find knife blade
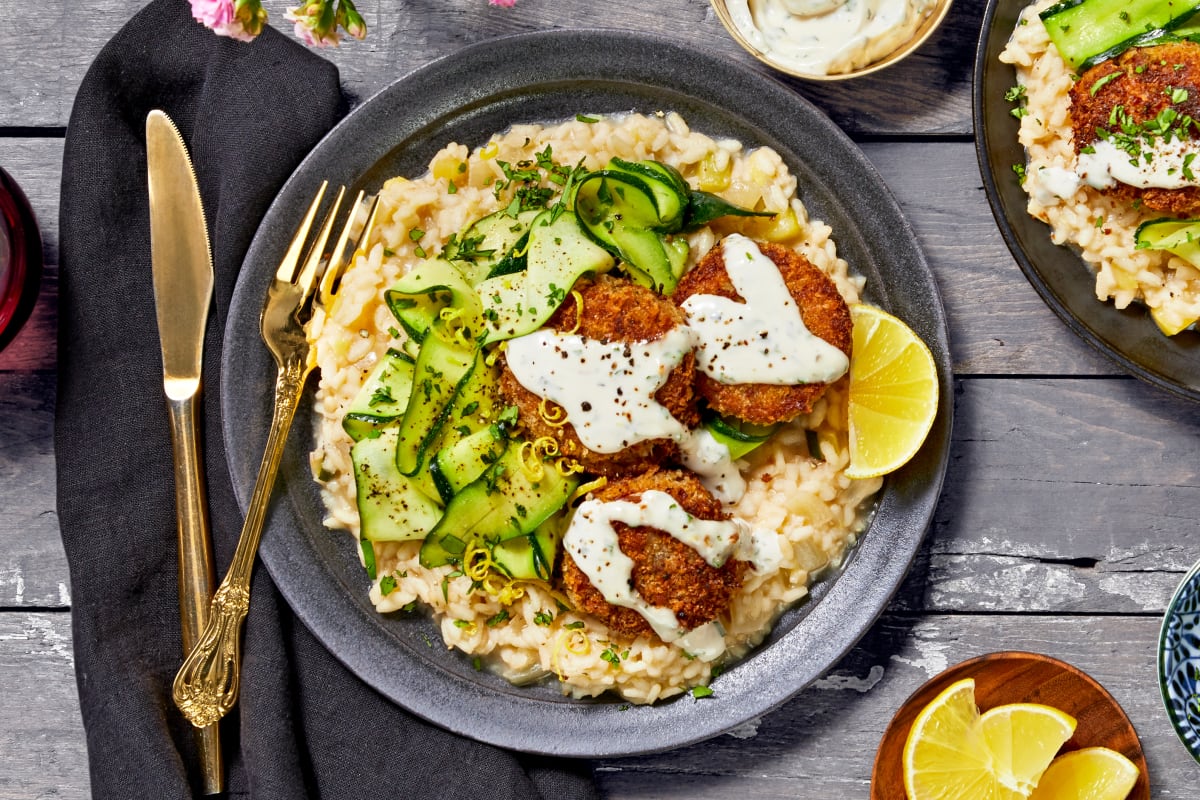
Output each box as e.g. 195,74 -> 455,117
146,109 -> 223,795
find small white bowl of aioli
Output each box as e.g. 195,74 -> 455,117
711,0 -> 953,81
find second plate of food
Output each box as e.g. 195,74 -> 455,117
976,0 -> 1200,402
222,28 -> 952,756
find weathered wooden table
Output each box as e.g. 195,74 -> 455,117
3,0 -> 1199,796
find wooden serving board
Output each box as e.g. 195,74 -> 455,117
871,651 -> 1150,800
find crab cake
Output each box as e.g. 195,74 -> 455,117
673,239 -> 852,426
499,274 -> 699,477
559,469 -> 747,639
1071,42 -> 1200,216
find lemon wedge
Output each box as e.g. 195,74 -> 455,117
980,703 -> 1078,795
903,678 -> 1077,800
1028,747 -> 1139,800
845,304 -> 939,480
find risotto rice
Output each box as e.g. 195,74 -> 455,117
1001,0 -> 1200,335
307,112 -> 881,703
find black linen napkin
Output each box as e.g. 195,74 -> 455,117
55,0 -> 601,796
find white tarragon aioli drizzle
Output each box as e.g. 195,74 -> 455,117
725,0 -> 936,76
1029,139 -> 1200,207
563,489 -> 782,659
1077,137 -> 1200,191
505,325 -> 747,503
504,326 -> 695,454
681,234 -> 849,386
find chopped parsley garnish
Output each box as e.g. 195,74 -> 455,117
486,610 -> 510,627
497,405 -> 519,426
1089,70 -> 1124,96
360,537 -> 376,580
368,385 -> 394,407
600,648 -> 621,666
576,114 -> 599,123
409,228 -> 425,242
379,575 -> 397,596
690,686 -> 714,699
564,621 -> 585,630
533,611 -> 554,626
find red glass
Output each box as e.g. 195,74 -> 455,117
0,166 -> 42,352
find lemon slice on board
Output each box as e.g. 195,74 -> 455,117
902,678 -> 1077,800
980,703 -> 1078,795
1028,747 -> 1139,800
845,304 -> 939,480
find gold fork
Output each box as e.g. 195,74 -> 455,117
172,183 -> 380,728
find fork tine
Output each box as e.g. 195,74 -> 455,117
319,192 -> 381,306
276,181 -> 328,283
319,189 -> 364,302
296,185 -> 345,300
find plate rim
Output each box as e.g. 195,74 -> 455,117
221,26 -> 952,757
973,0 -> 1200,404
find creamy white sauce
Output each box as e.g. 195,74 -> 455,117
563,489 -> 781,658
1031,166 -> 1083,206
1077,138 -> 1200,191
506,324 -> 748,503
681,234 -> 849,386
725,0 -> 936,76
679,428 -> 746,505
505,326 -> 695,454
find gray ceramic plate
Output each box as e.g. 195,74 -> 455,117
975,0 -> 1200,402
222,28 -> 952,757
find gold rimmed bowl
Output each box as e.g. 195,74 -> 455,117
710,0 -> 954,81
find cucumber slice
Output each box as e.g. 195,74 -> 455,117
491,515 -> 564,582
351,427 -> 443,542
455,208 -> 540,285
477,210 -> 614,344
1135,217 -> 1200,251
385,259 -> 482,343
419,445 -> 580,568
608,158 -> 689,231
576,171 -> 691,293
429,422 -> 508,503
705,416 -> 778,460
1039,0 -> 1200,70
395,337 -> 476,476
342,349 -> 415,442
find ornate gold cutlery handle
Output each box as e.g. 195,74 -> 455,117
173,356 -> 308,727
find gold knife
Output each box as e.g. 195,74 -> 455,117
146,109 -> 223,795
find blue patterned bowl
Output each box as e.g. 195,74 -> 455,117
1159,560 -> 1200,763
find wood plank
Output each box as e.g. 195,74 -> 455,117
4,612 -> 1194,799
0,612 -> 88,800
597,615 -> 1200,799
898,376 -> 1200,615
0,372 -> 66,609
860,141 -> 1113,376
7,0 -> 979,134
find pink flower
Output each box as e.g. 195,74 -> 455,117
285,0 -> 341,47
190,0 -> 264,42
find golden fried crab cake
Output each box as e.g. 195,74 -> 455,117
1071,42 -> 1200,216
559,469 -> 747,639
672,238 -> 852,426
499,274 -> 699,477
